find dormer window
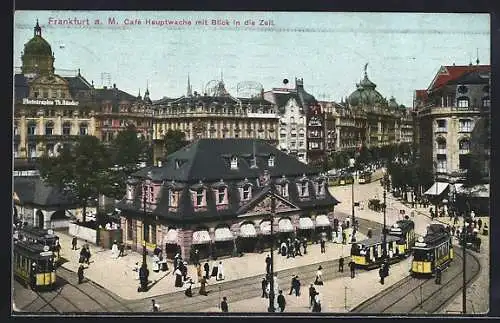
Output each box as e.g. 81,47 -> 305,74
250,156 -> 257,168
230,156 -> 238,169
216,187 -> 227,205
169,190 -> 179,208
268,155 -> 275,167
190,188 -> 207,208
316,180 -> 326,196
242,185 -> 252,200
296,180 -> 309,198
126,185 -> 134,200
278,183 -> 289,197
175,160 -> 181,169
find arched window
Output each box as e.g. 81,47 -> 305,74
79,123 -> 88,135
27,121 -> 37,135
459,138 -> 470,153
457,96 -> 469,108
45,121 -> 54,135
62,122 -> 71,135
436,137 -> 446,150
290,116 -> 295,124
299,116 -> 304,124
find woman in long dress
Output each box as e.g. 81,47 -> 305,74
152,254 -> 160,273
184,279 -> 194,297
217,261 -> 225,281
111,241 -> 119,259
174,268 -> 183,287
314,266 -> 323,285
199,276 -> 208,295
211,261 -> 219,279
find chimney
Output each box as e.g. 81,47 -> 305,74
113,83 -> 117,89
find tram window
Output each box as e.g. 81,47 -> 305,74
413,249 -> 431,261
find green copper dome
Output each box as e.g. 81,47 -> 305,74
23,20 -> 52,57
348,67 -> 385,107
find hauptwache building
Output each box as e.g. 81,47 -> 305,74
116,138 -> 340,261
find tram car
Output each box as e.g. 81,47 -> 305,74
17,225 -> 59,250
13,240 -> 57,290
350,235 -> 401,269
411,223 -> 453,276
358,171 -> 372,184
388,219 -> 416,257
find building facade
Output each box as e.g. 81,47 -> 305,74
152,79 -> 279,162
415,63 -> 491,190
14,21 -> 153,161
263,78 -> 325,165
116,139 -> 339,261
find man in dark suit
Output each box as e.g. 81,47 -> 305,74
277,290 -> 286,312
220,296 -> 229,312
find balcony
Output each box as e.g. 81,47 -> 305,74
458,127 -> 472,133
27,134 -> 82,142
436,149 -> 447,155
459,149 -> 470,155
435,127 -> 447,133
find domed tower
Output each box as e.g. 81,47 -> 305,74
347,63 -> 385,107
21,20 -> 55,76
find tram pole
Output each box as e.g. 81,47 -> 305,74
268,187 -> 276,313
462,202 -> 469,314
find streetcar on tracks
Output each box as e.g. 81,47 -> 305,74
13,240 -> 57,291
16,225 -> 59,250
358,171 -> 372,184
350,218 -> 416,269
410,223 -> 453,277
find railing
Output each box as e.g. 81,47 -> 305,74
435,127 -> 447,133
436,149 -> 447,154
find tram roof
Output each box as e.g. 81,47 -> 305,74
18,226 -> 58,239
352,234 -> 400,247
14,240 -> 54,259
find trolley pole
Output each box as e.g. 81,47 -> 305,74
349,157 -> 356,241
462,203 -> 469,314
268,188 -> 276,313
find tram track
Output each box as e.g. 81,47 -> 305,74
350,245 -> 481,314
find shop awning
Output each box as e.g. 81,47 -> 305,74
278,218 -> 294,233
299,217 -> 314,230
457,184 -> 489,198
260,221 -> 271,235
315,214 -> 331,227
192,230 -> 211,244
424,182 -> 449,196
215,227 -> 234,241
165,229 -> 178,244
239,223 -> 257,238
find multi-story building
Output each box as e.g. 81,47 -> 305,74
116,138 -> 339,261
152,79 -> 279,163
346,66 -> 412,149
263,78 -> 325,165
14,21 -> 153,160
415,63 -> 490,194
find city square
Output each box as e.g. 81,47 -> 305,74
12,11 -> 490,316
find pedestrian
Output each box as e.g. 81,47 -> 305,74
211,260 -> 219,279
152,253 -> 160,273
342,231 -> 347,244
303,238 -> 308,254
339,257 -> 344,272
308,284 -> 316,308
199,276 -> 208,296
312,292 -> 322,312
173,253 -> 181,270
54,239 -> 61,258
349,260 -> 356,278
204,262 -> 210,279
77,264 -> 84,284
197,264 -> 203,281
265,254 -> 272,274
72,236 -> 78,250
435,267 -> 442,285
220,296 -> 229,312
277,290 -> 286,312
85,245 -> 91,265
478,218 -> 483,230
289,275 -> 297,295
139,264 -> 149,292
367,228 -> 373,239
217,261 -> 225,281
111,240 -> 119,259
320,239 -> 326,253
193,249 -> 200,266
79,246 -> 86,265
133,262 -> 140,280
294,275 -> 301,297
174,267 -> 183,287
181,261 -> 188,281
262,277 -> 268,298
185,278 -> 194,297
280,242 -> 287,257
295,239 -> 302,256
314,266 -> 323,286
118,242 -> 125,257
151,299 -> 160,312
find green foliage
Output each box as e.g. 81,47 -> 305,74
164,129 -> 188,156
327,151 -> 350,170
38,136 -> 112,222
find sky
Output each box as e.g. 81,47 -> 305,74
13,11 -> 490,107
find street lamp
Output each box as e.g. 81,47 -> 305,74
349,157 -> 356,239
433,161 -> 438,218
381,170 -> 390,284
267,185 -> 276,313
142,194 -> 148,269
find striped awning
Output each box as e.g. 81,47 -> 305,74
192,230 -> 211,244
424,182 -> 448,196
260,221 -> 271,235
278,218 -> 294,233
315,214 -> 331,227
240,223 -> 257,238
299,217 -> 314,230
165,229 -> 178,244
215,227 -> 234,241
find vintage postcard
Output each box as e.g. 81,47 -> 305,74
12,10 -> 490,316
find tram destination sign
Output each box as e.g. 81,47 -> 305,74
22,98 -> 79,106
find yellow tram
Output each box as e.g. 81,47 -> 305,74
411,223 -> 453,276
350,235 -> 401,269
388,219 -> 416,257
358,171 -> 372,184
13,240 -> 57,290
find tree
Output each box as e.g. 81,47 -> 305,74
38,136 -> 112,223
106,125 -> 148,199
164,129 -> 188,156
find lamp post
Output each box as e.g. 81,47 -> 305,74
142,194 -> 148,269
381,170 -> 389,284
462,199 -> 469,314
349,157 -> 356,239
267,186 -> 276,313
433,161 -> 438,218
